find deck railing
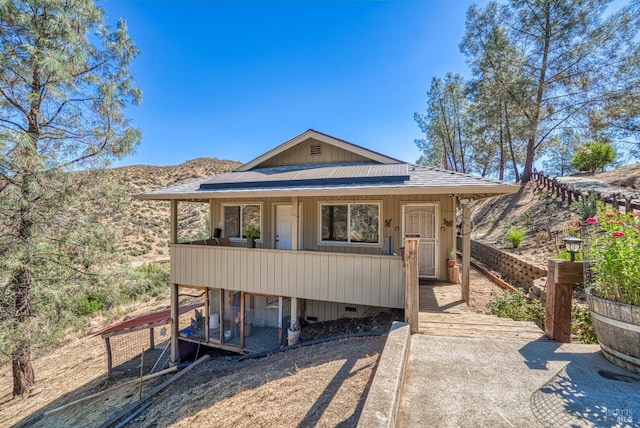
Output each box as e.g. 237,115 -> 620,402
170,244 -> 405,308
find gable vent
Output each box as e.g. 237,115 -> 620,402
310,144 -> 322,156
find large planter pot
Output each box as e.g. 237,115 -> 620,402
586,288 -> 640,374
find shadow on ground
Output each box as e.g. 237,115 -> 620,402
520,341 -> 640,427
14,335 -> 385,428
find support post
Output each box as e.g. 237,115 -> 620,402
404,234 -> 420,334
291,197 -> 299,251
239,292 -> 245,349
545,259 -> 582,343
149,328 -> 155,351
220,288 -> 225,344
278,296 -> 283,346
461,204 -> 471,305
209,199 -> 215,238
170,200 -> 178,245
105,337 -> 113,378
291,297 -> 298,329
170,283 -> 179,365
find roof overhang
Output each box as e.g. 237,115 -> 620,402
134,183 -> 520,202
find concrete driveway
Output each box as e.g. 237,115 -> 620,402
397,335 -> 639,427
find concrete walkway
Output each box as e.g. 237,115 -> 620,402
397,335 -> 639,427
359,283 -> 639,427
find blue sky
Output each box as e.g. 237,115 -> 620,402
104,1 -> 482,167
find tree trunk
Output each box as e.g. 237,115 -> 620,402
499,100 -> 505,181
504,102 -> 520,182
12,340 -> 35,396
522,2 -> 552,183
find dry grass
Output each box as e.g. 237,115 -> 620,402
0,330 -> 384,428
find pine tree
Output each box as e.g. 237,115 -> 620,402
0,0 -> 140,396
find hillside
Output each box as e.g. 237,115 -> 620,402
469,164 -> 640,267
105,157 -> 242,261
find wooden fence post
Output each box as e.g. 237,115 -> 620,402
544,259 -> 583,343
404,234 -> 421,334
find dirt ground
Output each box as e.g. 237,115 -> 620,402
0,267 -> 506,428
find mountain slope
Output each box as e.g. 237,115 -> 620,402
107,157 -> 241,261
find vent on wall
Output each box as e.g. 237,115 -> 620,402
310,144 -> 322,156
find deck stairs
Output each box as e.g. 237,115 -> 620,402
419,283 -> 549,341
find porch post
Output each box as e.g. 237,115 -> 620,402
461,204 -> 471,305
170,200 -> 178,244
291,297 -> 298,329
404,234 -> 420,334
209,199 -> 215,238
170,200 -> 179,364
170,282 -> 179,365
291,196 -> 299,251
278,296 -> 283,346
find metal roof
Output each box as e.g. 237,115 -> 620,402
199,163 -> 409,190
135,162 -> 520,200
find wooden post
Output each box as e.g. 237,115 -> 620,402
404,234 -> 420,334
278,296 -> 283,346
170,283 -> 179,365
138,348 -> 145,399
240,292 -> 245,349
545,259 -> 583,343
461,204 -> 471,305
291,197 -> 299,251
170,200 -> 178,244
204,288 -> 210,342
220,288 -> 225,344
149,328 -> 155,351
209,199 -> 215,238
291,297 -> 298,329
105,337 -> 113,378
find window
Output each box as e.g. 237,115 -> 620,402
223,204 -> 261,239
320,203 -> 380,244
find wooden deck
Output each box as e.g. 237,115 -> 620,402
418,282 -> 549,341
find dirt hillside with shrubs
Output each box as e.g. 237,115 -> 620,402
105,158 -> 241,261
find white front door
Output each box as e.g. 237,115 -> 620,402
275,205 -> 293,250
403,204 -> 439,278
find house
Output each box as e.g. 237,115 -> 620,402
135,129 -> 518,362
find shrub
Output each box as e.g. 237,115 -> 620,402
121,262 -> 170,300
75,294 -> 106,316
571,141 -> 616,173
572,305 -> 598,344
487,289 -> 545,323
575,192 -> 599,220
506,227 -> 525,248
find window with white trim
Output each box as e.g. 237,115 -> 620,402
320,203 -> 380,244
222,204 -> 261,239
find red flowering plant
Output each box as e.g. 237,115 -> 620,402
586,205 -> 640,306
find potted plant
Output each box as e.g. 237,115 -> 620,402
447,247 -> 457,267
583,208 -> 640,373
287,322 -> 301,346
244,226 -> 260,248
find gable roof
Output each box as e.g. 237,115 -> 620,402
236,129 -> 402,171
134,130 -> 520,201
135,162 -> 520,201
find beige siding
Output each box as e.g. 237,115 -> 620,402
260,138 -> 371,167
209,193 -> 456,281
304,300 -> 370,322
170,245 -> 405,308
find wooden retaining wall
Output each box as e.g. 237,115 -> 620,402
458,237 -> 547,289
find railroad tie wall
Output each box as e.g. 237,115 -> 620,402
458,237 -> 547,289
